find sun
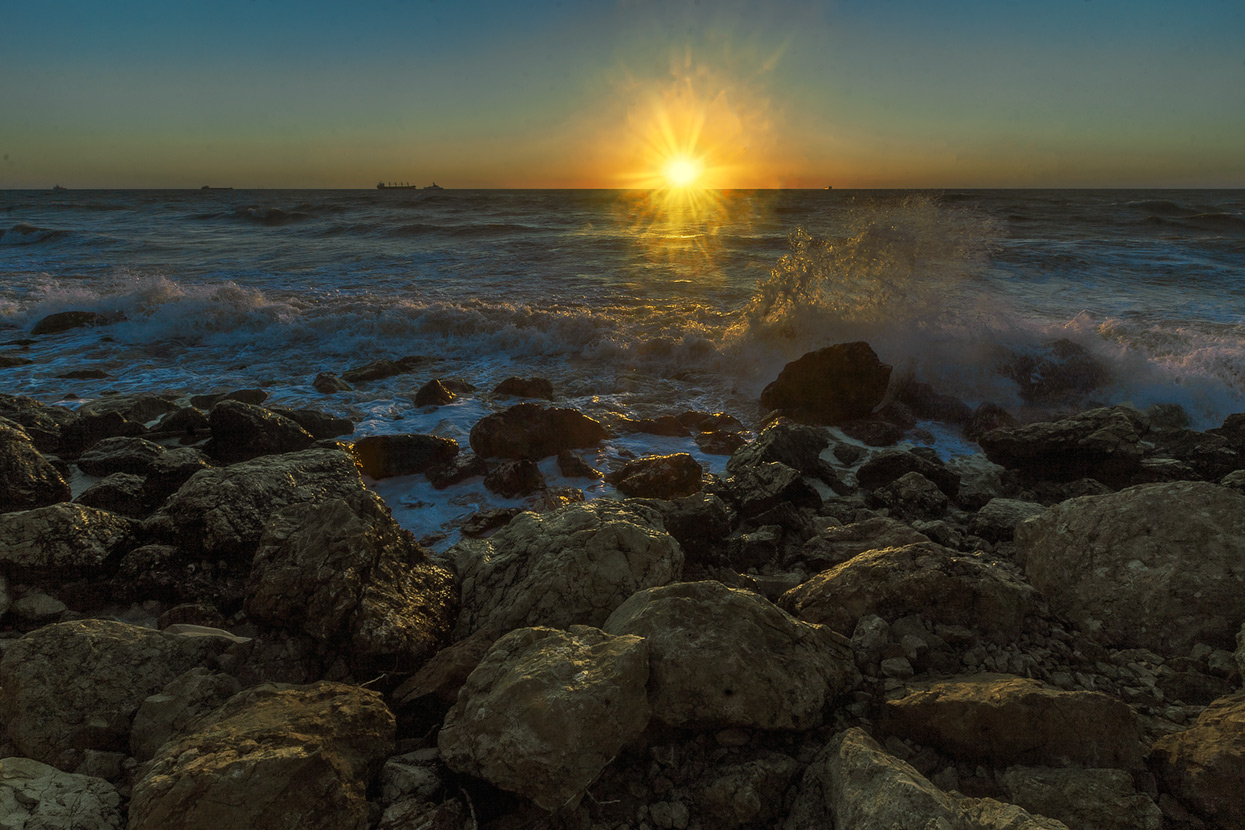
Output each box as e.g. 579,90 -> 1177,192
664,157 -> 703,189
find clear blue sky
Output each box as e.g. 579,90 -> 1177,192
3,0 -> 1243,187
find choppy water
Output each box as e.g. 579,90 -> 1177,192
3,187 -> 1244,544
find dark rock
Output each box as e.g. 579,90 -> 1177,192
1001,338 -> 1110,404
352,433 -> 459,479
189,388 -> 268,409
964,401 -> 1019,442
413,378 -> 456,407
460,507 -> 525,538
898,379 -> 973,424
269,406 -> 354,440
972,498 -> 1045,543
833,442 -> 868,465
1149,428 -> 1242,481
796,517 -> 930,572
839,418 -> 905,446
76,394 -> 179,426
759,341 -> 892,425
76,435 -> 165,477
426,453 -> 489,489
492,376 -> 554,400
608,452 -> 703,500
0,419 -> 70,511
0,394 -> 79,453
618,414 -> 689,437
0,502 -> 136,582
727,461 -> 822,518
677,410 -> 745,433
76,472 -> 149,518
696,429 -> 748,455
0,354 -> 32,368
112,544 -> 248,610
483,459 -> 546,498
31,310 -> 109,336
140,447 -> 213,507
727,422 -> 831,478
391,628 -> 502,739
557,449 -> 602,479
979,405 -> 1146,486
857,449 -> 961,499
55,368 -> 109,379
60,409 -> 147,454
1150,690 -> 1245,828
151,406 -> 209,438
157,602 -> 226,630
629,492 -> 731,570
204,400 -> 315,463
729,525 -> 784,570
313,372 -> 353,394
341,357 -> 424,383
871,471 -> 949,521
469,402 -> 608,460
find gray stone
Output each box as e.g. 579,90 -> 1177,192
0,502 -> 135,580
0,756 -> 122,830
130,667 -> 243,762
973,498 -> 1045,543
697,752 -> 803,828
0,419 -> 69,512
76,435 -> 166,477
1000,766 -> 1161,830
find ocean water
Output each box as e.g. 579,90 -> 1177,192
3,188 -> 1244,545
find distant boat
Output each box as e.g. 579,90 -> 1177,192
200,185 -> 234,190
825,185 -> 833,190
51,185 -> 66,192
376,182 -> 419,190
425,183 -> 443,191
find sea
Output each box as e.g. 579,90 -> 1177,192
3,188 -> 1244,547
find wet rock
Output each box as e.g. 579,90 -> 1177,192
697,752 -> 803,828
246,489 -> 457,673
897,378 -> 974,424
780,541 -> 1036,644
450,499 -> 682,638
0,619 -> 223,769
882,673 -> 1144,769
341,356 -> 424,383
0,757 -> 123,830
76,394 -> 178,428
856,448 -> 961,499
965,401 -> 1021,442
0,502 -> 135,581
413,378 -> 456,407
1149,690 -> 1245,828
76,472 -> 148,517
1000,766 -> 1162,830
144,447 -> 366,560
696,429 -> 748,455
759,341 -> 892,425
129,682 -> 394,830
727,422 -> 833,478
189,388 -> 268,409
1016,481 -> 1245,655
729,524 -> 784,571
353,433 -> 459,480
76,435 -> 165,477
313,371 -> 352,393
979,405 -> 1146,486
140,447 -> 213,507
391,628 -> 502,739
1149,428 -> 1243,482
483,458 -> 546,497
11,591 -> 67,624
973,497 -> 1045,543
31,310 -> 110,336
557,449 -> 602,479
204,400 -> 315,463
426,452 -> 488,489
797,516 -> 930,571
1002,338 -> 1110,404
438,626 -> 650,811
130,667 -> 242,762
269,406 -> 354,440
460,507 -> 524,538
871,471 -> 949,520
726,461 -> 822,518
469,402 -> 607,460
629,492 -> 731,570
608,452 -> 703,500
0,418 -> 70,511
0,394 -> 80,453
602,580 -> 859,729
493,376 -> 554,400
616,413 -> 688,437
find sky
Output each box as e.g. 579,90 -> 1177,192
2,0 -> 1243,189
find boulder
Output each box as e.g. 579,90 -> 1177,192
785,727 -> 1068,830
727,422 -> 832,477
608,453 -> 703,500
1015,481 -> 1245,654
391,628 -> 502,738
697,752 -> 804,829
726,461 -> 822,518
483,458 -> 545,497
269,407 -> 354,440
870,471 -> 948,520
460,507 -> 524,538
896,378 -> 974,424
0,393 -> 79,452
978,406 -> 1146,486
313,371 -> 353,393
837,417 -> 904,447
493,376 -> 554,400
1149,690 -> 1245,828
76,472 -> 149,517
0,620 -> 222,769
75,394 -> 178,427
130,667 -> 242,762
557,449 -> 602,479
413,378 -> 456,407
1000,766 -> 1162,830
780,542 -> 1036,644
1001,338 -> 1109,404
0,502 -> 135,580
450,499 -> 683,638
76,435 -> 166,477
204,400 -> 315,463
882,673 -> 1144,769
245,490 -> 457,672
0,419 -> 69,511
189,388 -> 268,409
856,448 -> 961,498
759,342 -> 892,425
341,356 -> 423,383
31,310 -> 110,336
0,757 -> 123,830
973,498 -> 1045,543
144,447 -> 366,560
469,402 -> 607,460
602,581 -> 858,729
628,492 -> 731,570
129,682 -> 394,830
618,414 -> 689,437
965,401 -> 1020,442
797,516 -> 930,571
426,452 -> 489,489
352,433 -> 459,480
140,447 -> 213,506
438,626 -> 650,811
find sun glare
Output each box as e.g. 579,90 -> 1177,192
664,157 -> 703,188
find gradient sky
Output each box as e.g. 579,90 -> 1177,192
3,0 -> 1243,188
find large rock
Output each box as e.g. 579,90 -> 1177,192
1000,766 -> 1161,830
780,542 -> 1037,644
0,620 -> 222,769
608,453 -> 703,500
450,499 -> 683,638
978,406 -> 1145,486
130,667 -> 242,762
468,402 -> 607,460
143,447 -> 366,560
870,471 -> 949,521
760,342 -> 892,425
129,682 -> 394,830
602,581 -> 858,729
725,461 -> 822,518
438,626 -> 650,811
352,433 -> 459,480
1001,338 -> 1110,404
856,448 -> 961,498
204,400 -> 315,463
785,728 -> 1068,830
31,310 -> 110,336
493,376 -> 554,400
0,757 -> 123,830
698,753 -> 804,828
882,673 -> 1144,769
246,490 -> 457,672
628,492 -> 731,570
0,418 -> 69,511
75,435 -> 166,477
1149,690 -> 1245,828
797,516 -> 930,571
1016,481 -> 1245,654
390,629 -> 501,738
726,422 -> 832,478
75,472 -> 148,517
0,502 -> 135,580
75,394 -> 178,427
269,406 -> 354,440
973,497 -> 1045,543
0,394 -> 79,453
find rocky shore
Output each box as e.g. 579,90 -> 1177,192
1,340 -> 1243,829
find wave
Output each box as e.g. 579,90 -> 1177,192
1185,212 -> 1245,232
0,223 -> 72,246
